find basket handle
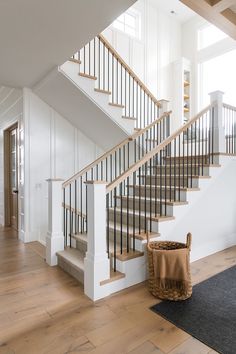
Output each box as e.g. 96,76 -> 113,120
186,232 -> 192,250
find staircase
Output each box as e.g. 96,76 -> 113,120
43,34 -> 236,301
34,35 -> 164,151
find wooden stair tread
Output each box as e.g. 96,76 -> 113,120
108,222 -> 160,240
112,249 -> 144,261
148,163 -> 221,168
71,233 -> 87,244
138,174 -> 211,179
79,72 -> 97,80
128,184 -> 200,192
94,88 -> 111,95
100,270 -> 125,285
72,228 -> 160,242
108,207 -> 174,222
115,195 -> 188,206
109,102 -> 125,108
122,116 -> 137,120
57,248 -> 84,271
69,58 -> 81,64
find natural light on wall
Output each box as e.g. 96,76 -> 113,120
113,10 -> 141,39
198,24 -> 227,50
200,49 -> 236,107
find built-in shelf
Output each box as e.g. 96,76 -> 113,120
172,57 -> 191,130
183,67 -> 191,124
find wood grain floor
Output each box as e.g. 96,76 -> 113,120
0,226 -> 235,354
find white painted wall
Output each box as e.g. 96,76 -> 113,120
23,89 -> 103,245
102,0 -> 182,103
159,156 -> 236,262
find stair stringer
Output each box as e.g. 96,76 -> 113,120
33,66 -> 131,151
60,61 -> 135,135
157,155 -> 236,262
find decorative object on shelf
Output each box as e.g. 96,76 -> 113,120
183,69 -> 190,123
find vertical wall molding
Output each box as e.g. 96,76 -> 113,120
74,128 -> 79,174
50,108 -> 56,179
22,88 -> 31,242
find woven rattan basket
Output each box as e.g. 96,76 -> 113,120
147,233 -> 192,301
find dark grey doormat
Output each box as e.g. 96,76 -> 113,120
150,266 -> 236,354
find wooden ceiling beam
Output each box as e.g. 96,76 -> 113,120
180,0 -> 236,40
222,8 -> 236,25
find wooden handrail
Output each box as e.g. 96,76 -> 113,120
62,111 -> 171,188
62,203 -> 86,218
223,103 -> 236,111
98,34 -> 161,108
107,104 -> 214,193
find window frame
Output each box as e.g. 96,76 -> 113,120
112,9 -> 141,40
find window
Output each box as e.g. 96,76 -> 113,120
199,49 -> 236,107
113,11 -> 140,39
198,24 -> 227,50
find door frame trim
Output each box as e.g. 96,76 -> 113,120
3,122 -> 18,229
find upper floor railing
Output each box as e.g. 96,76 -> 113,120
223,103 -> 236,154
71,34 -> 161,129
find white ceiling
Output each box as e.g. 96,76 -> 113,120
154,0 -> 196,23
0,0 -> 135,88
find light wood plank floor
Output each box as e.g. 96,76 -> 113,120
0,226 -> 235,354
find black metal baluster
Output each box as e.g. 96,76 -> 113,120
126,177 -> 129,253
174,138 -> 176,201
120,182 -> 123,254
164,146 -> 167,216
106,194 -> 110,254
80,177 -> 83,234
89,41 -> 91,76
114,187 -> 117,271
211,107 -> 214,164
75,180 -> 77,234
160,150 -> 163,215
98,39 -> 101,89
138,167 -> 141,234
69,184 -> 72,247
63,187 -> 66,246
133,171 -> 136,250
85,173 -> 88,233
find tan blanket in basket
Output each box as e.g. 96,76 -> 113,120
153,248 -> 190,290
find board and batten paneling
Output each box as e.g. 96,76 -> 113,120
102,0 -> 182,103
24,89 -> 103,244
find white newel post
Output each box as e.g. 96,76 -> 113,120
84,181 -> 110,301
209,91 -> 225,154
159,99 -> 169,116
46,179 -> 64,266
159,99 -> 171,136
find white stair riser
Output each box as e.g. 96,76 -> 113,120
115,197 -> 173,215
130,186 -> 187,202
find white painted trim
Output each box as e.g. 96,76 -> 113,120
23,88 -> 31,243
